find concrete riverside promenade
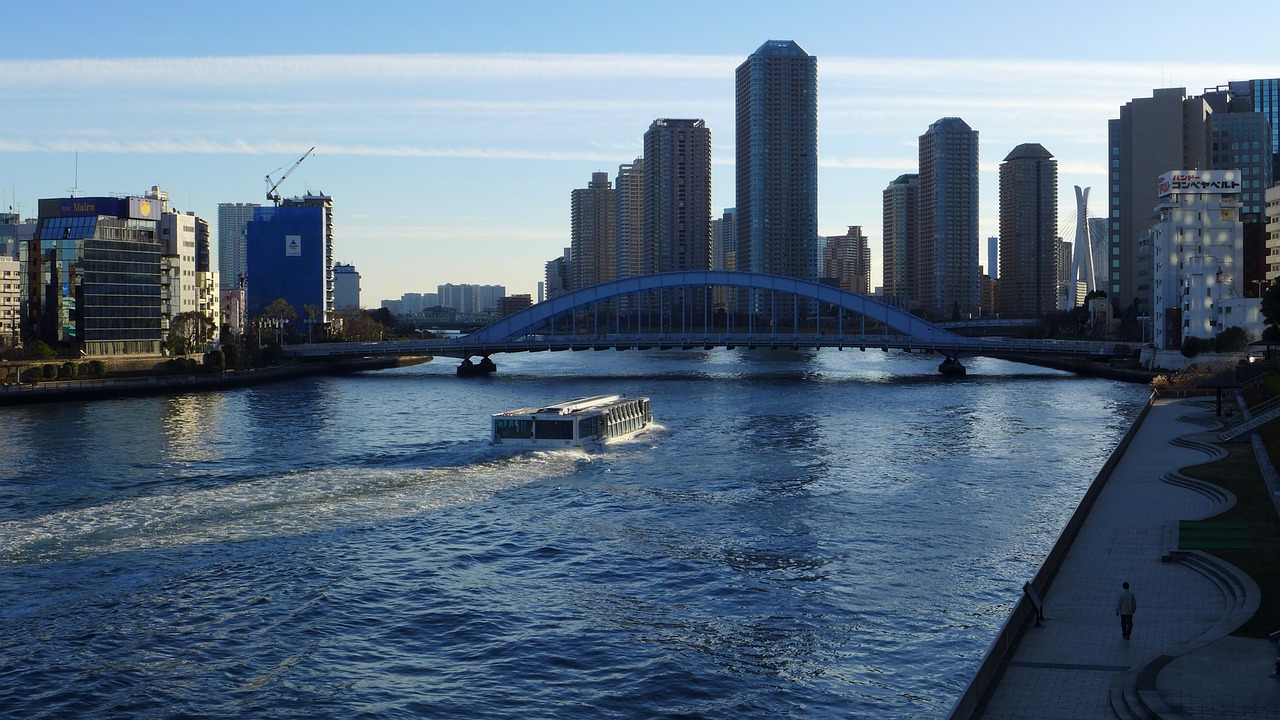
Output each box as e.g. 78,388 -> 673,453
953,396 -> 1280,719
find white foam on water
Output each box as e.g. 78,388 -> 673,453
0,449 -> 588,563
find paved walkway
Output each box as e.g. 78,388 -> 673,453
977,397 -> 1280,719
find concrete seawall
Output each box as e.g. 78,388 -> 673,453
0,356 -> 431,406
951,395 -> 1280,718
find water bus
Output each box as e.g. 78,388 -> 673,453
491,395 -> 652,449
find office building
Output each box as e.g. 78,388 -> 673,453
1267,184 -> 1280,284
1109,89 -> 1212,312
570,172 -> 615,290
1150,170 -> 1246,350
882,174 -> 919,307
245,193 -> 334,329
822,226 -> 871,295
987,237 -> 998,279
26,196 -> 164,355
333,262 -> 360,310
919,117 -> 980,319
735,40 -> 818,320
997,143 -> 1058,318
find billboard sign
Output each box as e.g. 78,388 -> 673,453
285,235 -> 301,256
1157,170 -> 1241,197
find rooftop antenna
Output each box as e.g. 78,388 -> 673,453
69,152 -> 79,198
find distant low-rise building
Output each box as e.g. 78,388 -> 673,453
333,262 -> 361,309
498,294 -> 532,316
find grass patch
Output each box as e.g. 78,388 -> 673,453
1179,442 -> 1280,638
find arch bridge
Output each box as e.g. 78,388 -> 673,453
287,271 -> 1132,375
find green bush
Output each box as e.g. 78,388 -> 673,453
84,359 -> 107,377
41,363 -> 58,379
1213,326 -> 1250,353
222,344 -> 241,369
20,367 -> 42,383
204,349 -> 225,370
58,362 -> 78,379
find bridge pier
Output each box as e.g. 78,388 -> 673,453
457,356 -> 497,377
938,355 -> 966,377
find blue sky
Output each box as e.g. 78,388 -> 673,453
3,1 -> 1278,304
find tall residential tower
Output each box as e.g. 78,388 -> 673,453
735,40 -> 818,321
919,117 -> 979,319
997,143 -> 1058,318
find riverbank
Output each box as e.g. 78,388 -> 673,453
951,395 -> 1280,718
0,356 -> 433,406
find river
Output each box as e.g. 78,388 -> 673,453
0,349 -> 1148,718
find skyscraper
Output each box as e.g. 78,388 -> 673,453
614,159 -> 644,281
882,174 -> 919,307
735,40 -> 818,322
643,119 -> 712,275
570,172 -> 615,290
997,143 -> 1058,318
919,117 -> 979,319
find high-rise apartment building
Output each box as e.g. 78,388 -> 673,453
570,172 -> 615,290
997,143 -> 1058,318
822,226 -> 871,295
545,247 -> 571,300
882,174 -> 919,307
712,208 -> 736,272
987,237 -> 998,279
919,117 -> 980,319
644,119 -> 712,275
735,40 -> 818,321
615,159 -> 644,281
217,203 -> 258,291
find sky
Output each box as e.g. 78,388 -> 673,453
3,1 -> 1279,305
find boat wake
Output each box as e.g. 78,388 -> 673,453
0,450 -> 586,564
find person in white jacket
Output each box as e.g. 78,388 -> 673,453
1115,581 -> 1137,639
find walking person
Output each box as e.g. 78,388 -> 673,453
1115,581 -> 1137,639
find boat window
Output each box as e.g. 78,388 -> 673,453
534,419 -> 574,440
494,418 -> 534,439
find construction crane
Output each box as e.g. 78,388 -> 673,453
265,147 -> 315,205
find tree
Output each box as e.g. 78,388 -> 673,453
167,311 -> 216,356
1213,325 -> 1250,353
1262,282 -> 1280,336
255,299 -> 298,346
332,308 -> 386,341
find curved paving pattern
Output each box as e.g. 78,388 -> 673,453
974,398 -> 1280,719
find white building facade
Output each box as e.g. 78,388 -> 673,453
1150,170 -> 1250,351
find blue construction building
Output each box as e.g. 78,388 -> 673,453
245,193 -> 334,336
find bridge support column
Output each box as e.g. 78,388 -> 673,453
938,355 -> 966,377
457,356 -> 497,377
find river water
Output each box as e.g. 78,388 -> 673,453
0,349 -> 1148,718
